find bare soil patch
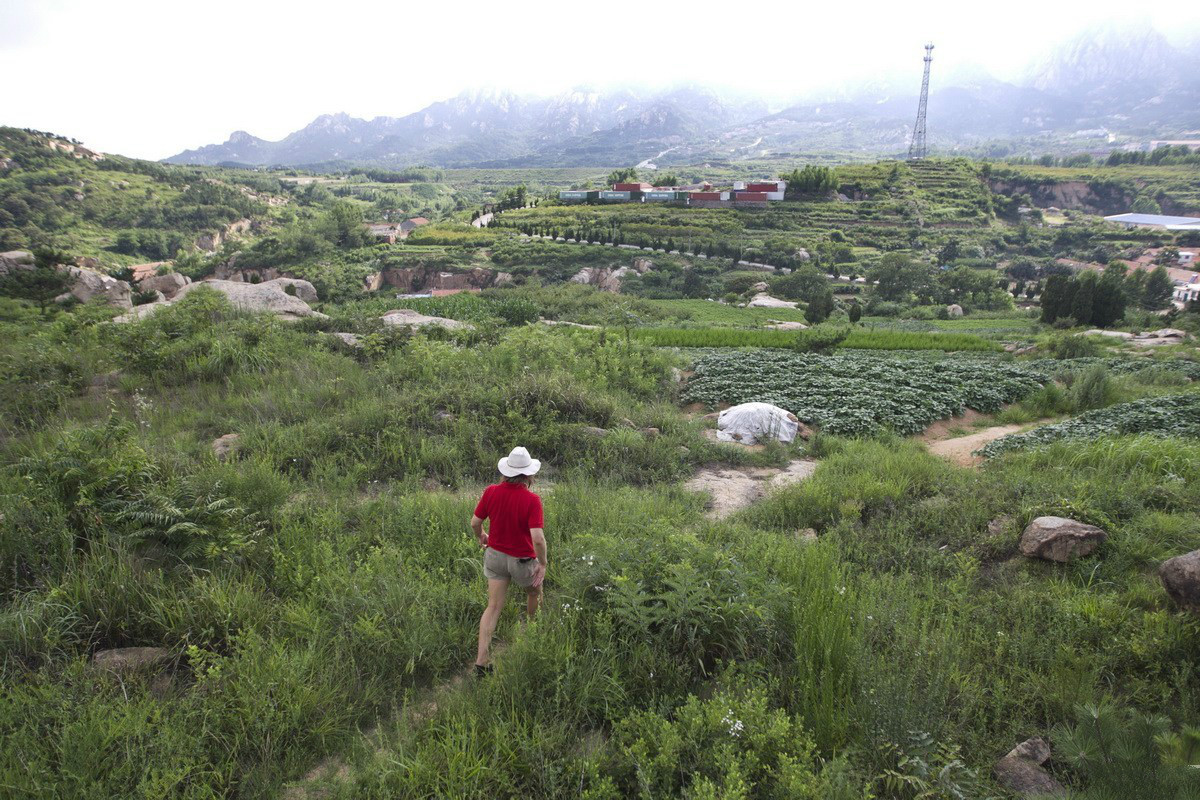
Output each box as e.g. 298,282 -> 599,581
685,459 -> 818,518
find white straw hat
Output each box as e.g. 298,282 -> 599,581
498,446 -> 541,477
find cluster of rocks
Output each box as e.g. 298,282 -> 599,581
114,278 -> 326,323
362,266 -> 510,294
1085,327 -> 1191,347
568,258 -> 653,293
0,249 -> 35,277
1010,516 -> 1200,613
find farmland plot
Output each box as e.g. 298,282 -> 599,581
684,350 -> 1046,436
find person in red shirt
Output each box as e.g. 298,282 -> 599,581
470,446 -> 547,674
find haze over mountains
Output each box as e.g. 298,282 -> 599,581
167,26 -> 1200,169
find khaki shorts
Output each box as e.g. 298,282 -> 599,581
483,548 -> 540,588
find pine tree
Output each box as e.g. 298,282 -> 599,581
1071,273 -> 1096,325
1143,266 -> 1174,310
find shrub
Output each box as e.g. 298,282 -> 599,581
1048,333 -> 1100,359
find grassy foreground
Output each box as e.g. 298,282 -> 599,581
0,292 -> 1198,798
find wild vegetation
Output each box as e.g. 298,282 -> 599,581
3,131 -> 1200,797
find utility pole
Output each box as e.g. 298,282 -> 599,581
908,43 -> 934,160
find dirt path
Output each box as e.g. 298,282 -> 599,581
925,425 -> 1025,467
685,459 -> 818,518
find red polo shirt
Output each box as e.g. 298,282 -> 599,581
474,482 -> 543,559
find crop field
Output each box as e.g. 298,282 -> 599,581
645,299 -> 811,325
982,392 -> 1200,456
630,326 -> 999,352
683,350 -> 1046,435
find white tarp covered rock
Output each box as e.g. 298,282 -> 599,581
716,402 -> 800,445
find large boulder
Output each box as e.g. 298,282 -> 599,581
0,250 -> 35,277
631,257 -> 654,273
113,279 -> 325,323
138,271 -> 191,299
211,433 -> 240,461
92,646 -> 171,674
993,738 -> 1065,797
1019,516 -> 1107,562
381,308 -> 472,330
59,265 -> 133,309
716,402 -> 801,445
945,304 -> 964,317
1159,549 -> 1200,611
747,293 -> 797,309
261,277 -> 319,305
569,266 -> 632,293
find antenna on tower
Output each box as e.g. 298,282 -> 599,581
908,43 -> 934,160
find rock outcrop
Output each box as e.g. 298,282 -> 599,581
569,266 -> 632,293
196,218 -> 252,252
993,737 -> 1065,797
113,280 -> 325,322
138,272 -> 191,299
1019,516 -> 1107,562
946,304 -> 964,317
381,309 -> 472,330
59,266 -> 133,309
261,277 -> 319,305
0,250 -> 34,277
1159,549 -> 1200,611
748,293 -> 797,309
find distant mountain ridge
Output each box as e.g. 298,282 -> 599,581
167,28 -> 1200,168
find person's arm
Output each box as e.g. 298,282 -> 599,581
530,527 -> 547,587
470,515 -> 487,548
530,528 -> 547,566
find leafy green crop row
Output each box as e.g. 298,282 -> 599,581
981,392 -> 1200,456
683,350 -> 1046,435
630,326 -> 998,352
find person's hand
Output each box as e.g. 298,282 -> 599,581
477,532 -> 488,549
531,561 -> 546,587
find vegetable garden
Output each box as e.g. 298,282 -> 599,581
683,350 -> 1047,435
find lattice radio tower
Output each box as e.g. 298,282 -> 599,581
908,43 -> 934,160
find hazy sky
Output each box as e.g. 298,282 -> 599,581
2,0 -> 1198,160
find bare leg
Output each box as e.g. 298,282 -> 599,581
475,579 -> 509,667
526,584 -> 542,618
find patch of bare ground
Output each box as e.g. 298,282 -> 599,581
925,425 -> 1027,468
685,459 -> 818,518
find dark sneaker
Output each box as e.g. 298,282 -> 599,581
473,663 -> 494,677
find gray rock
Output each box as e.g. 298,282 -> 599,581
380,308 -> 472,331
325,332 -> 363,350
0,250 -> 35,277
92,646 -> 171,674
994,737 -> 1065,797
60,266 -> 133,309
1006,737 -> 1051,765
212,433 -> 240,461
261,277 -> 318,305
1019,516 -> 1107,562
114,280 -> 325,323
946,304 -> 964,317
581,426 -> 609,438
1159,549 -> 1200,611
640,427 -> 661,439
139,271 -> 190,299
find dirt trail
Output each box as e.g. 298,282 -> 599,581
685,459 -> 818,518
925,425 -> 1025,467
